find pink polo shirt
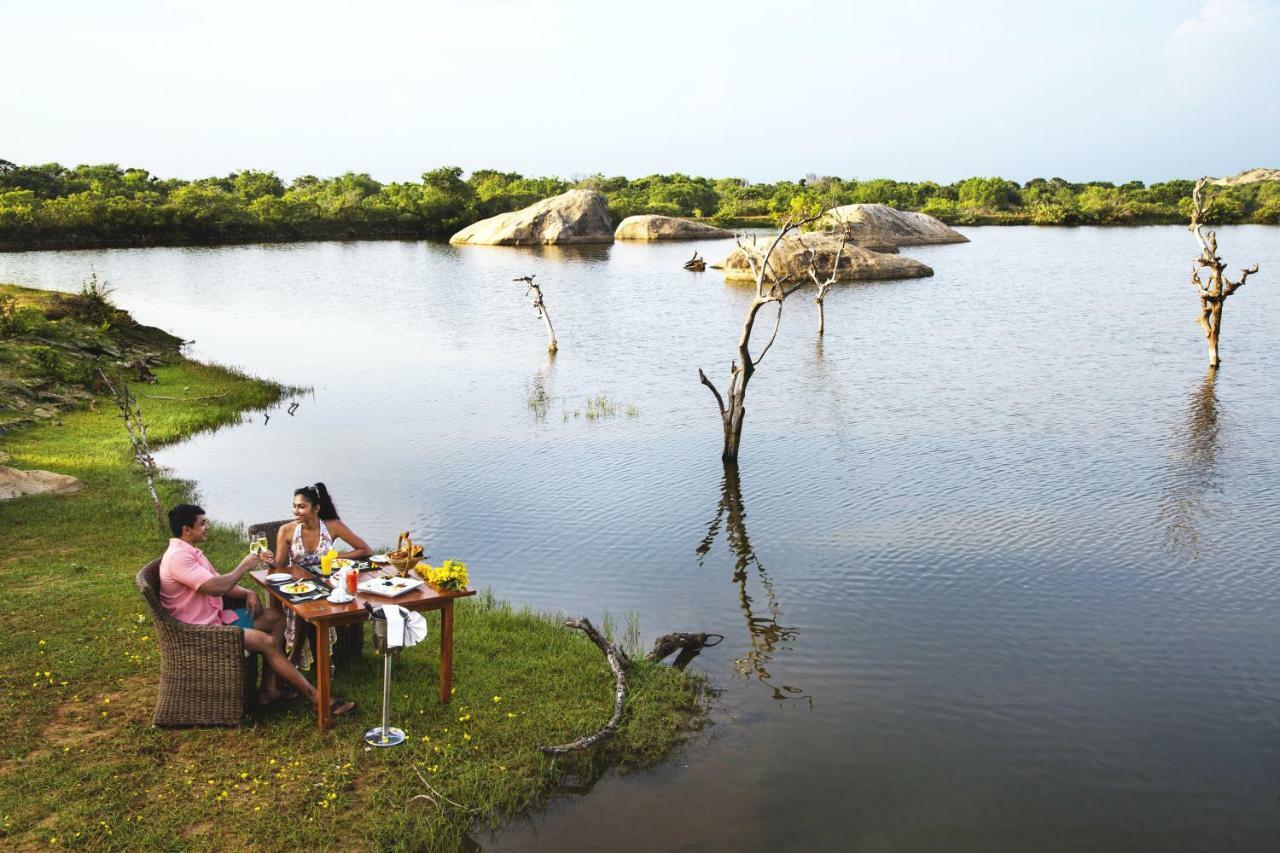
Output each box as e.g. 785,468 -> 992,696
159,538 -> 238,626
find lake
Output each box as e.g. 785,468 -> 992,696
3,225 -> 1279,851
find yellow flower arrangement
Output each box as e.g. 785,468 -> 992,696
423,559 -> 469,591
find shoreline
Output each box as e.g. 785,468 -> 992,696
0,294 -> 707,849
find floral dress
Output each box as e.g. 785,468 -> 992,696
284,520 -> 337,669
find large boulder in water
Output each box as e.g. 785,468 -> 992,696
614,215 -> 734,241
717,231 -> 933,284
823,203 -> 968,246
0,466 -> 84,500
449,189 -> 614,245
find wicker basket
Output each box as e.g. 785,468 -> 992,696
388,554 -> 421,576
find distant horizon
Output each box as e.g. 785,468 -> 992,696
5,0 -> 1278,185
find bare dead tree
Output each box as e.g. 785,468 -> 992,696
1189,177 -> 1261,369
514,274 -> 558,353
98,368 -> 165,534
683,250 -> 706,272
698,217 -> 814,463
798,231 -> 849,336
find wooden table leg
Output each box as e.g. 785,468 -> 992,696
439,602 -> 454,704
316,621 -> 332,731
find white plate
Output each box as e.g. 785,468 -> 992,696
332,558 -> 355,570
358,575 -> 424,598
266,573 -> 293,584
279,581 -> 318,595
327,592 -> 354,604
369,554 -> 391,565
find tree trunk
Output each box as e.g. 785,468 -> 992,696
1207,302 -> 1222,369
816,298 -> 826,336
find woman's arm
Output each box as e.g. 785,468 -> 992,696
328,519 -> 372,560
270,523 -> 295,568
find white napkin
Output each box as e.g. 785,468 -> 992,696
379,605 -> 428,649
402,611 -> 428,648
382,604 -> 406,649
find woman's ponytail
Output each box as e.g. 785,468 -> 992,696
314,481 -> 339,521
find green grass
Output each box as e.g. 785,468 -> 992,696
0,360 -> 706,849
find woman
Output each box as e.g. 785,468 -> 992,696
266,482 -> 371,673
269,482 -> 371,570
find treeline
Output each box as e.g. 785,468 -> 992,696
1,159 -> 1277,251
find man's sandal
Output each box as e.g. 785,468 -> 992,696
330,697 -> 356,717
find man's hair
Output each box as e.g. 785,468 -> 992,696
168,503 -> 206,538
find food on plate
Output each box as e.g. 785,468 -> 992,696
281,582 -> 315,595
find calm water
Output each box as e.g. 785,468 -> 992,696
4,227 -> 1280,851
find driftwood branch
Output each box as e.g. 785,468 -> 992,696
684,251 -> 706,272
647,632 -> 723,668
539,617 -> 628,755
515,274 -> 558,353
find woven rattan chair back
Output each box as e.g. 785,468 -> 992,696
136,558 -> 255,727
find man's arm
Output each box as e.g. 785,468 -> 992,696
195,553 -> 262,598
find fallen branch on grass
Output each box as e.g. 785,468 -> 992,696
540,618 -> 720,754
408,764 -> 472,812
539,617 -> 628,755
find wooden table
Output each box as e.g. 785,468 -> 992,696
250,566 -> 476,731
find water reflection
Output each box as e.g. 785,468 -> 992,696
1159,368 -> 1222,560
697,465 -> 809,705
526,351 -> 557,421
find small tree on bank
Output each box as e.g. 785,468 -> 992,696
1189,177 -> 1261,369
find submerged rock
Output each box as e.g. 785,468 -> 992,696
824,203 -> 968,246
614,215 -> 734,241
0,466 -> 84,500
718,231 -> 933,284
449,189 -> 614,246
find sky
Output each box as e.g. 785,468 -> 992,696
2,0 -> 1278,185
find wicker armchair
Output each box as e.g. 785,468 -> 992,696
136,558 -> 258,727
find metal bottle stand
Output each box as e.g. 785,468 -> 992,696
365,605 -> 406,747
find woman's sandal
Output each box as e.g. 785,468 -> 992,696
330,697 -> 356,717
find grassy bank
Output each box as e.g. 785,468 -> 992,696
0,335 -> 705,848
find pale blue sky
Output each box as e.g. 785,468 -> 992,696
3,0 -> 1277,183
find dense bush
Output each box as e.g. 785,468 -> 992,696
0,158 -> 1272,251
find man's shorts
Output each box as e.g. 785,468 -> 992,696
226,608 -> 254,630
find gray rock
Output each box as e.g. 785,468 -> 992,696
614,215 -> 734,241
824,203 -> 968,246
719,231 -> 933,284
0,466 -> 84,500
450,189 -> 614,246
31,407 -> 55,419
1211,167 -> 1280,186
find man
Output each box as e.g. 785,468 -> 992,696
159,503 -> 354,716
